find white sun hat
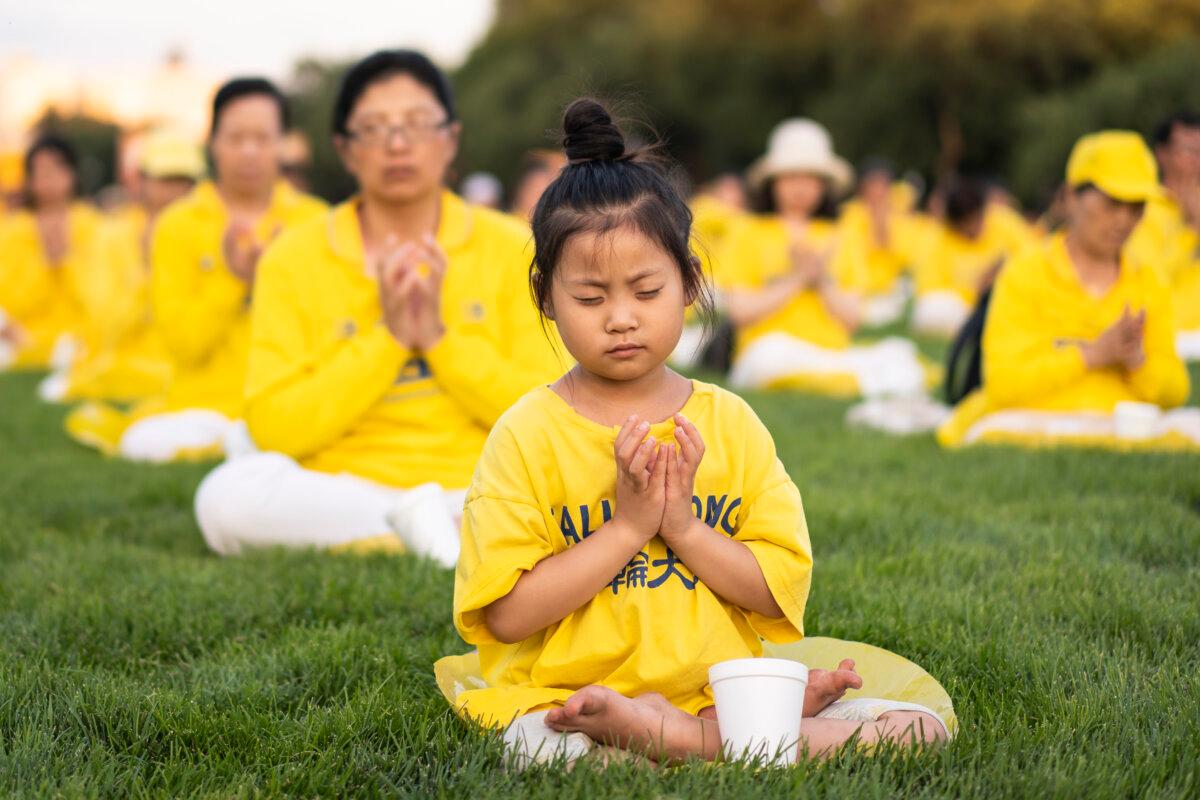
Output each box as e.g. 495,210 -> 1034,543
748,118 -> 854,197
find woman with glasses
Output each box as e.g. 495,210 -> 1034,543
193,50 -> 564,562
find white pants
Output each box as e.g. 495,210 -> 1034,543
1177,330 -> 1200,362
846,395 -> 952,435
118,409 -> 239,463
860,281 -> 911,328
911,291 -> 971,338
964,407 -> 1200,444
730,333 -> 926,398
194,450 -> 466,559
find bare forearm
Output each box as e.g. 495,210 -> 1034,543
484,519 -> 646,643
819,282 -> 862,332
666,518 -> 783,618
725,281 -> 798,329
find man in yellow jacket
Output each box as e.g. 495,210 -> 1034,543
1126,112 -> 1200,359
109,78 -> 325,462
938,131 -> 1193,449
193,50 -> 564,562
39,131 -> 205,402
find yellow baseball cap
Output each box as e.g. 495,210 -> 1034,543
1065,131 -> 1160,203
139,132 -> 206,180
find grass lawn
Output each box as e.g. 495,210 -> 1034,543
1,366 -> 1198,798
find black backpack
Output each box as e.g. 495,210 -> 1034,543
943,287 -> 993,405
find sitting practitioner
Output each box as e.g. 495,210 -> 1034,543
40,131 -> 204,402
720,120 -> 927,398
193,51 -> 564,562
0,135 -> 100,371
910,178 -> 1036,338
938,132 -> 1193,450
1127,111 -> 1200,359
68,78 -> 326,462
445,98 -> 950,767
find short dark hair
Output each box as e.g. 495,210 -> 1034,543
210,77 -> 289,136
944,177 -> 987,228
1152,111 -> 1200,148
24,133 -> 78,178
529,98 -> 712,326
332,50 -> 456,136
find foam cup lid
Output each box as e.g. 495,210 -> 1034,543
708,657 -> 809,683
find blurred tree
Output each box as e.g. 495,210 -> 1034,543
449,0 -> 1200,205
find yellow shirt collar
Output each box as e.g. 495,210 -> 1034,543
1046,231 -> 1141,295
326,189 -> 475,266
188,179 -> 303,220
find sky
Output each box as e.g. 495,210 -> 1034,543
0,0 -> 497,78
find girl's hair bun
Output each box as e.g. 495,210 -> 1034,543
562,98 -> 625,163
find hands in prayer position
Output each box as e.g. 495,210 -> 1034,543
377,233 -> 447,352
1081,304 -> 1146,372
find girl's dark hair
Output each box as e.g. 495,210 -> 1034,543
23,133 -> 79,209
210,77 -> 289,136
530,98 -> 712,324
332,49 -> 456,136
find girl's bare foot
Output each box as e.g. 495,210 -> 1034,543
544,685 -> 717,762
804,658 -> 863,716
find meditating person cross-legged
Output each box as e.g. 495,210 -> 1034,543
194,50 -> 564,562
719,119 -> 927,398
938,131 -> 1193,450
0,135 -> 100,371
68,78 -> 327,462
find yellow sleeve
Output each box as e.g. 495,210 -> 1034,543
423,239 -> 564,428
0,225 -> 53,319
829,224 -> 869,290
151,210 -> 246,367
1128,271 -> 1190,407
243,238 -> 411,458
914,235 -> 953,295
729,401 -> 812,642
74,222 -> 143,344
453,422 -> 556,645
712,221 -> 761,290
981,255 -> 1089,408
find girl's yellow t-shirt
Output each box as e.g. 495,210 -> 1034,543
453,380 -> 813,728
716,215 -> 863,352
0,204 -> 100,367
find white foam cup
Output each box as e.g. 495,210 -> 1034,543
1113,401 -> 1161,440
709,657 -> 808,766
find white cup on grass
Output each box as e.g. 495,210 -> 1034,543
709,657 -> 808,766
1114,401 -> 1161,441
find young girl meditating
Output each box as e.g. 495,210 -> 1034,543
451,99 -> 948,764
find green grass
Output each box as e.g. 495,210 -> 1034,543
2,367 -> 1199,798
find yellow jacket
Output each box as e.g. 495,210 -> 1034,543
151,180 -> 325,415
717,215 -> 863,352
59,209 -> 172,400
244,192 -> 566,489
1127,193 -> 1200,330
939,234 -> 1189,446
914,204 -> 1036,303
836,200 -> 922,294
0,204 -> 100,367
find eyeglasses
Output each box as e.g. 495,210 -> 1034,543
345,118 -> 451,147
